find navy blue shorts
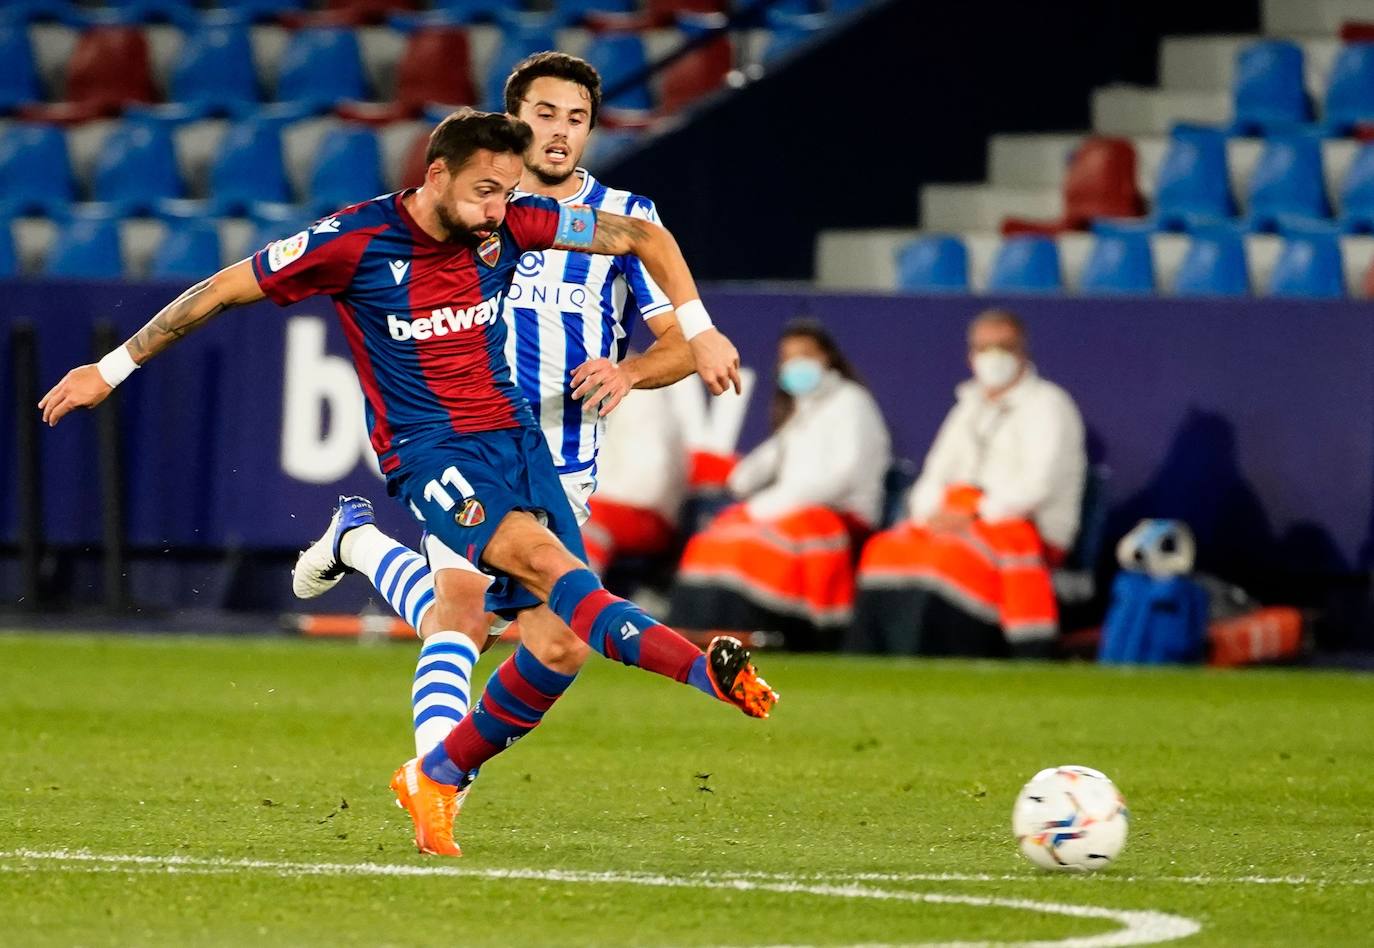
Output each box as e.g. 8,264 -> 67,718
387,426 -> 588,616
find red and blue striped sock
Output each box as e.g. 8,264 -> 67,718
421,644 -> 576,785
548,568 -> 714,697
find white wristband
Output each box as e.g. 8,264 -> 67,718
675,299 -> 714,341
96,346 -> 139,388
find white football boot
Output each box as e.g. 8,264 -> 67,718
292,495 -> 376,599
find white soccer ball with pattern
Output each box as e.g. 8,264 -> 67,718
1012,765 -> 1129,871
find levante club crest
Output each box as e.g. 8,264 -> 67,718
457,497 -> 486,527
477,233 -> 501,267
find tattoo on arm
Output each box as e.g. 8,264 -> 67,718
125,278 -> 229,364
589,210 -> 652,256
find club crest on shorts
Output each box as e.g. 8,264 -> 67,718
477,233 -> 501,267
456,497 -> 486,527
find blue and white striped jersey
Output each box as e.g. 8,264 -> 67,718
502,168 -> 674,475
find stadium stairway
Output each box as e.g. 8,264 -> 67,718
816,0 -> 1374,297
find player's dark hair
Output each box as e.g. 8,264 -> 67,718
770,318 -> 865,432
425,108 -> 534,173
504,51 -> 603,128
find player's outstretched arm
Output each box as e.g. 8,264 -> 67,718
564,210 -> 741,396
38,260 -> 266,427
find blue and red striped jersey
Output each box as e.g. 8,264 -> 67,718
252,190 -> 590,474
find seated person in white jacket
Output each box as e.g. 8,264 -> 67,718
581,375 -> 690,577
670,320 -> 890,649
849,309 -> 1086,657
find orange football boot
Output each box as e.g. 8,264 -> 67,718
706,635 -> 779,719
389,757 -> 469,857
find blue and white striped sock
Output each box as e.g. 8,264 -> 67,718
341,525 -> 436,633
411,632 -> 479,756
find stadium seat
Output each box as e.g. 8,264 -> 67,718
1079,223 -> 1156,294
1338,143 -> 1374,232
428,0 -> 513,23
91,120 -> 184,212
553,0 -> 636,27
168,21 -> 258,115
894,235 -> 968,292
1231,40 -> 1311,135
0,124 -> 75,215
0,26 -> 40,112
762,11 -> 830,64
1324,44 -> 1374,134
659,15 -> 732,115
1002,137 -> 1144,235
482,22 -> 558,112
45,216 -> 124,279
583,33 -> 653,111
987,236 -> 1062,293
149,219 -> 222,281
274,28 -> 368,112
0,0 -> 70,27
0,220 -> 16,276
398,126 -> 431,189
21,26 -> 158,123
338,26 -> 475,122
321,0 -> 420,26
1154,124 -> 1235,231
1173,225 -> 1249,296
310,126 -> 385,214
1268,230 -> 1345,298
210,0 -> 307,21
1245,132 -> 1330,232
246,205 -> 314,259
207,120 -> 293,215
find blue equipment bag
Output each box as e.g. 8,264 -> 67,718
1098,571 -> 1208,664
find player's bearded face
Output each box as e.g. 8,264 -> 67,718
435,151 -> 523,246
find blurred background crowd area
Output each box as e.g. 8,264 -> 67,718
4,0 -> 1374,666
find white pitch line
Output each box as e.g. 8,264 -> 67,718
0,849 -> 1199,948
707,869 -> 1374,887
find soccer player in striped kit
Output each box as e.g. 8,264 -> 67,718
288,52 -> 760,797
41,107 -> 777,858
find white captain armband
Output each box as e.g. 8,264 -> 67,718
96,345 -> 139,388
674,299 -> 714,340
554,203 -> 597,250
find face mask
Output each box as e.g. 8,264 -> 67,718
972,348 -> 1021,390
779,357 -> 825,397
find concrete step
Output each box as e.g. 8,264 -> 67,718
1158,35 -> 1340,101
920,184 -> 1062,232
1092,85 -> 1230,136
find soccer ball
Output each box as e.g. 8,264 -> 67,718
1012,765 -> 1129,871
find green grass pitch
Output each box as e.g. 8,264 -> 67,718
1,632 -> 1371,946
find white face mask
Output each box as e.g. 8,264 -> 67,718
972,348 -> 1021,391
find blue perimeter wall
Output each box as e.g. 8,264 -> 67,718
2,281 -> 1373,621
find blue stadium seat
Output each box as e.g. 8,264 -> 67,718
1154,124 -> 1235,231
548,0 -> 634,26
310,126 -> 385,215
433,0 -> 527,22
0,124 -> 75,215
1079,223 -> 1155,294
0,219 -> 16,276
1245,132 -> 1330,231
0,1 -> 71,27
149,219 -> 222,281
45,216 -> 124,279
0,26 -> 40,111
987,236 -> 1062,293
209,0 -> 306,21
1173,225 -> 1249,296
275,28 -> 368,111
1324,43 -> 1374,133
583,33 -> 652,111
1269,230 -> 1345,298
91,120 -> 184,212
763,12 -> 831,64
1231,40 -> 1311,134
482,23 -> 557,112
245,206 -> 314,262
1338,143 -> 1374,232
894,234 -> 968,292
169,21 -> 257,114
207,119 -> 292,216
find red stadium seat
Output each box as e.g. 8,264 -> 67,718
1002,136 -> 1145,236
21,26 -> 157,123
337,27 -> 476,123
1339,21 -> 1374,43
660,32 -> 732,115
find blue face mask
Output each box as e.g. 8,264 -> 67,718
779,357 -> 825,397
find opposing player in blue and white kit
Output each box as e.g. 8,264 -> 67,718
292,54 -> 741,765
